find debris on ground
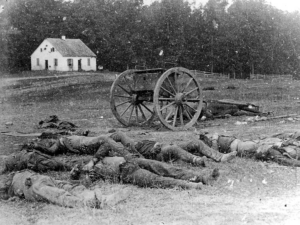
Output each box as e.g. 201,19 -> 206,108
1,116 -> 88,138
38,115 -> 77,130
235,121 -> 248,125
5,122 -> 13,126
226,84 -> 237,89
203,86 -> 215,91
245,114 -> 298,123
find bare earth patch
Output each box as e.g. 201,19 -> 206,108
1,72 -> 300,225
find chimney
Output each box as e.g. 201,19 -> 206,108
61,35 -> 66,40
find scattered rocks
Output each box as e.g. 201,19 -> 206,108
5,122 -> 13,126
235,121 -> 247,125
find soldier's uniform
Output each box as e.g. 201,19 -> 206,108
0,170 -> 129,208
90,156 -> 219,189
110,132 -> 236,163
199,131 -> 300,167
30,133 -> 207,166
27,131 -> 236,165
30,135 -> 132,157
3,150 -> 70,173
83,138 -> 220,189
119,159 -> 207,190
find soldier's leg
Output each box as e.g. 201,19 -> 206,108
109,131 -> 136,146
56,179 -> 130,208
177,140 -> 235,162
266,148 -> 300,167
81,140 -> 126,173
93,139 -> 132,161
157,144 -> 206,166
134,158 -> 220,184
109,132 -> 143,157
24,174 -> 128,208
120,161 -> 202,189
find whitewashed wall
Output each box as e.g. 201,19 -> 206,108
31,40 -> 96,71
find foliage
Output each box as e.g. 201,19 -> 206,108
1,0 -> 300,75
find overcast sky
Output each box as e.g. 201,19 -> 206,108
143,0 -> 300,12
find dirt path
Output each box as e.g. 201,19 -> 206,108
0,72 -> 104,83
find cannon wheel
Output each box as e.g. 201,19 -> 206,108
153,67 -> 203,130
110,69 -> 155,126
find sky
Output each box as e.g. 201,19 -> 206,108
143,0 -> 300,12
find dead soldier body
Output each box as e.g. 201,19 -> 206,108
12,138 -> 220,189
199,131 -> 300,167
0,170 -> 130,208
1,149 -> 219,190
78,142 -> 220,190
26,133 -> 210,166
26,131 -> 236,165
1,149 -> 71,173
108,131 -> 237,163
3,138 -> 220,189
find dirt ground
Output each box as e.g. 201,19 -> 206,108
1,71 -> 300,225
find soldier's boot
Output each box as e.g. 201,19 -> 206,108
220,151 -> 237,162
200,168 -> 220,185
193,156 -> 206,167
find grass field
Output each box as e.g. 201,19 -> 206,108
1,71 -> 300,225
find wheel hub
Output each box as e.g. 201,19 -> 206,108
131,94 -> 138,105
175,93 -> 186,105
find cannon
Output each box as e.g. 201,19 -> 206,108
110,67 -> 203,130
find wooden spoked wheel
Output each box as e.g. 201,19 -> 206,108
110,70 -> 155,126
153,67 -> 203,130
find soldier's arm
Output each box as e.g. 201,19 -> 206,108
24,139 -> 62,155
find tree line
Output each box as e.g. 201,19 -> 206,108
0,0 -> 300,78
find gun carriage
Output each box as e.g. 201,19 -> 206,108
110,64 -> 203,131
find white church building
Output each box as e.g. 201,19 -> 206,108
31,36 -> 97,71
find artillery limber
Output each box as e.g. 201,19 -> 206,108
110,67 -> 203,130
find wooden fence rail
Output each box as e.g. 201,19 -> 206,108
191,70 -> 294,81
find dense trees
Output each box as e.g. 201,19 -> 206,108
1,0 -> 300,77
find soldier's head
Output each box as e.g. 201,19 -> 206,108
151,142 -> 162,154
0,173 -> 14,200
199,132 -> 213,147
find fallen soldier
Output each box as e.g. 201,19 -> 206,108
109,131 -> 237,163
200,99 -> 261,119
38,115 -> 78,130
1,150 -> 72,173
3,140 -> 220,190
0,149 -> 217,190
25,131 -> 236,165
199,131 -> 300,167
0,170 -> 130,208
81,154 -> 220,189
